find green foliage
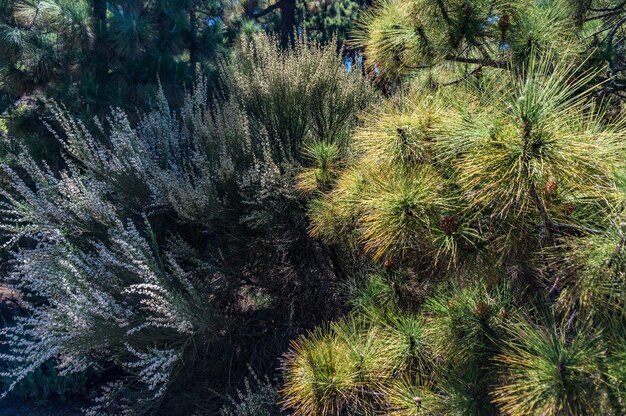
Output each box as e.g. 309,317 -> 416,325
423,282 -> 511,365
554,218 -> 626,316
0,0 -> 368,125
300,0 -> 364,44
309,55 -> 626,271
281,317 -> 407,415
296,141 -> 342,194
225,34 -> 372,163
0,0 -> 229,164
281,279 -> 512,416
281,273 -> 626,415
352,0 -> 626,90
493,311 -> 606,416
420,283 -> 512,416
282,3 -> 626,416
442,57 -> 624,223
4,1 -> 626,415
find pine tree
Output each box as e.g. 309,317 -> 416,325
282,2 -> 626,415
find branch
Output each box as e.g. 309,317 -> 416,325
436,0 -> 452,25
529,180 -> 552,236
477,43 -> 496,64
548,221 -> 601,236
252,1 -> 284,19
586,9 -> 626,21
444,54 -> 507,68
606,15 -> 626,77
529,180 -> 601,236
1,296 -> 26,312
438,65 -> 483,87
590,1 -> 626,13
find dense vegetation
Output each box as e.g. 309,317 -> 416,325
2,1 -> 626,415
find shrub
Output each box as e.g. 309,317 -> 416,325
0,359 -> 93,404
351,0 -> 582,82
280,279 -> 512,416
223,33 -> 373,162
219,370 -> 282,416
0,33 -> 370,414
281,318 -> 399,415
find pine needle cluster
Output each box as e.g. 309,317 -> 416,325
282,6 -> 626,412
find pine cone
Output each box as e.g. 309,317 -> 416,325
384,258 -> 394,270
440,216 -> 458,236
544,179 -> 558,196
474,302 -> 492,320
499,14 -> 510,33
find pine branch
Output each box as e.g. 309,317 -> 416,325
444,54 -> 507,68
253,1 -> 284,19
589,1 -> 626,13
586,9 -> 626,21
436,0 -> 452,26
437,65 -> 483,86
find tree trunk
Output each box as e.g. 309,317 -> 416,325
280,0 -> 296,48
244,0 -> 259,19
574,0 -> 593,27
251,0 -> 296,47
92,0 -> 107,82
189,6 -> 198,78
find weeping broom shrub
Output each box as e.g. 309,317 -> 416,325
0,33 -> 371,415
223,34 -> 373,163
0,359 -> 94,404
219,369 -> 282,416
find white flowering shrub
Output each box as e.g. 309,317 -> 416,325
219,369 -> 281,416
0,34 -> 370,414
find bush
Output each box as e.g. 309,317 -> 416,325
219,370 -> 282,416
0,33 -> 370,415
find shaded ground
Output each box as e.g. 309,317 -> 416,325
0,401 -> 83,416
